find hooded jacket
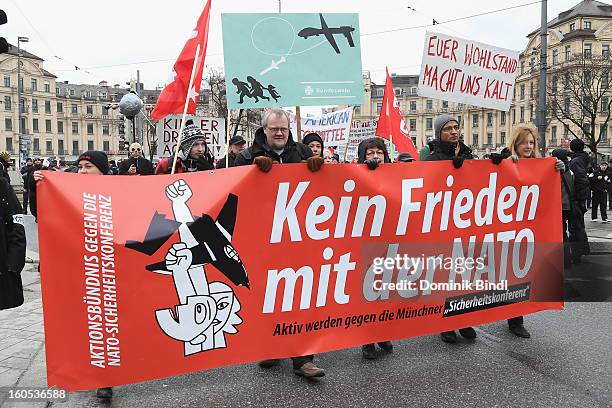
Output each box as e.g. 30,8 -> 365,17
0,177 -> 26,310
233,127 -> 312,166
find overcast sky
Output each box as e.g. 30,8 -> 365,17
2,0 -> 583,89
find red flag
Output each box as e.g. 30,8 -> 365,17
151,1 -> 211,121
375,67 -> 419,160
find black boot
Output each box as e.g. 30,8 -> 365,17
440,331 -> 457,343
509,323 -> 531,338
459,327 -> 477,339
362,343 -> 376,359
96,387 -> 113,400
377,341 -> 393,352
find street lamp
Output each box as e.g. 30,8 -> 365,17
16,36 -> 29,168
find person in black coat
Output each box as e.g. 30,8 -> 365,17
119,143 -> 154,175
588,162 -> 610,222
216,135 -> 247,169
0,176 -> 26,311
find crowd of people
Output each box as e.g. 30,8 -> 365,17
0,108 -> 609,400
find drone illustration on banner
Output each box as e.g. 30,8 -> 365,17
298,13 -> 355,54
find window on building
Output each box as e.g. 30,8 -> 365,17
58,140 -> 64,155
520,61 -> 525,75
56,87 -> 60,95
394,88 -> 401,96
44,82 -> 50,93
602,125 -> 608,142
520,84 -> 525,99
565,45 -> 571,60
564,97 -> 571,113
57,102 -> 63,113
103,124 -> 110,135
87,123 -> 94,135
410,100 -> 417,111
487,133 -> 493,145
426,118 -> 433,130
103,141 -> 110,152
584,43 -> 592,59
602,72 -> 609,90
71,104 -> 78,114
564,124 -> 570,137
20,118 -> 25,132
501,111 -> 506,126
58,121 -> 64,134
18,77 -> 23,92
33,138 -> 39,153
520,106 -> 525,122
31,99 -> 38,113
411,87 -> 417,95
501,132 -> 506,145
487,112 -> 493,127
530,82 -> 534,98
30,78 -> 37,91
354,106 -> 361,115
602,96 -> 609,112
376,102 -> 382,114
512,108 -> 516,124
376,88 -> 383,97
551,126 -> 557,144
45,119 -> 51,133
72,141 -> 79,155
99,91 -> 108,98
46,140 -> 53,153
569,22 -> 575,32
472,134 -> 479,146
530,104 -> 534,120
88,140 -> 94,150
553,49 -> 559,65
72,122 -> 79,134
86,105 -> 93,115
3,96 -> 10,111
426,100 -> 433,110
603,44 -> 610,59
102,105 -> 110,116
6,138 -> 13,152
32,118 -> 39,133
472,114 -> 478,127
584,20 -> 591,29
45,100 -> 51,114
530,58 -> 535,71
3,75 -> 9,87
5,118 -> 12,131
552,75 -> 558,93
442,100 -> 448,108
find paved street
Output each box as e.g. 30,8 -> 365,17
0,215 -> 610,407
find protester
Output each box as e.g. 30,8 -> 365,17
119,143 -> 154,175
109,160 -> 119,175
323,148 -> 335,164
396,152 -> 415,163
567,139 -> 591,261
588,162 -> 610,222
424,114 -> 477,343
234,108 -> 325,378
216,135 -> 247,169
608,158 -> 612,210
303,132 -> 324,158
0,172 -> 26,311
494,123 -> 565,338
355,137 -> 394,359
156,121 -> 215,174
26,158 -> 49,222
419,137 -> 436,160
33,150 -> 112,399
20,158 -> 34,215
331,153 -> 340,164
0,156 -> 10,183
551,149 -> 580,267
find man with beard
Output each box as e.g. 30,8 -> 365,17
119,143 -> 154,175
216,135 -> 247,169
156,121 -> 215,174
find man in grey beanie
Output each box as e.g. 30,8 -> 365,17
425,114 -> 473,167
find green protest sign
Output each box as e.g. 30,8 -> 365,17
222,13 -> 364,108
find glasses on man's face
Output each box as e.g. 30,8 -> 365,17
267,127 -> 289,134
442,125 -> 460,132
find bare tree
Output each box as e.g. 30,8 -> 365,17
201,68 -> 227,119
547,52 -> 612,159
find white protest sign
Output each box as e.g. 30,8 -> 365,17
288,107 -> 354,147
335,119 -> 393,162
156,116 -> 226,159
418,31 -> 519,111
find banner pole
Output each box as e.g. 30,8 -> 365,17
295,106 -> 302,142
226,109 -> 231,168
171,44 -> 201,175
343,107 -> 355,163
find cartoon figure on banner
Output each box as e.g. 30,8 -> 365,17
126,180 -> 249,356
232,76 -> 280,104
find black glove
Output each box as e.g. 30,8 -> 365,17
452,156 -> 465,169
490,153 -> 503,165
364,159 -> 380,170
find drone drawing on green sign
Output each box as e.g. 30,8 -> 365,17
222,13 -> 364,109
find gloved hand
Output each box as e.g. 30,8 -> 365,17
306,156 -> 324,172
555,159 -> 565,172
452,156 -> 465,169
253,156 -> 274,173
490,153 -> 503,165
510,154 -> 520,163
364,158 -> 380,170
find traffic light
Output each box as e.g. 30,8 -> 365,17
0,10 -> 8,54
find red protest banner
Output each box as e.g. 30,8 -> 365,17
38,159 -> 563,391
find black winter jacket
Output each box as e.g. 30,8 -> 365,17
569,151 -> 591,201
233,128 -> 312,166
0,178 -> 26,310
118,157 -> 154,175
588,169 -> 610,194
424,140 -> 474,161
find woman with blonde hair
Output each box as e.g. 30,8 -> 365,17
494,123 -> 564,339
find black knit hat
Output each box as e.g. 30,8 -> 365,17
180,121 -> 208,159
569,138 -> 584,152
78,150 -> 109,175
303,132 -> 324,157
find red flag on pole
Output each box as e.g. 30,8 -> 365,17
151,1 -> 212,121
375,67 -> 419,160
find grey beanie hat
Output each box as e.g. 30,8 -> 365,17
434,114 -> 458,140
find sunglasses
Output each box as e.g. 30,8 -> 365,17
130,148 -> 141,151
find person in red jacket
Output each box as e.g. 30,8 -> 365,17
155,120 -> 214,174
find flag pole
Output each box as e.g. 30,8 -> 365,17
295,106 -> 302,142
226,109 -> 231,168
343,107 -> 355,163
171,44 -> 201,175
386,94 -> 395,162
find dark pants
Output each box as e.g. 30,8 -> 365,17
592,192 -> 608,220
608,188 -> 612,210
586,190 -> 592,209
22,189 -> 28,213
508,316 -> 523,327
567,208 -> 590,260
291,355 -> 314,369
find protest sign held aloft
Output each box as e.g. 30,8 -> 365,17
418,31 -> 519,111
156,115 -> 226,159
288,107 -> 354,148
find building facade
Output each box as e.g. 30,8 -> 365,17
354,0 -> 612,158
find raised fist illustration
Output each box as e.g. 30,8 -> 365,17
166,179 -> 193,203
165,243 -> 193,272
